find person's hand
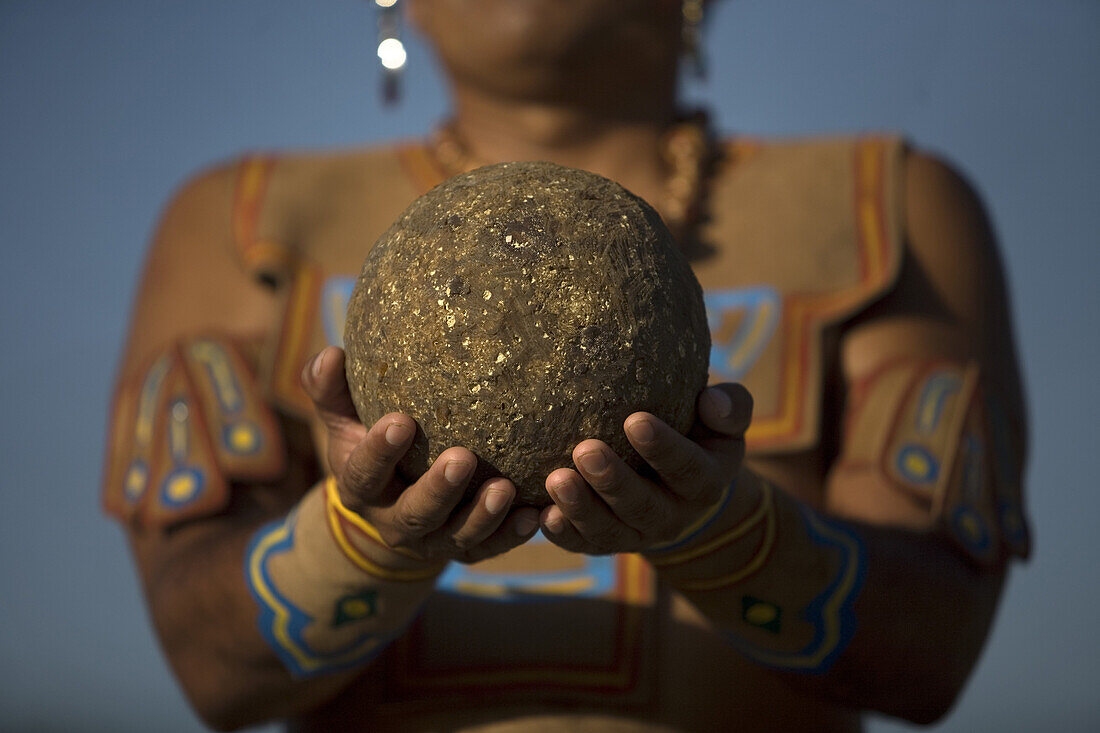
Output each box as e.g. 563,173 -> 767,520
539,383 -> 753,554
302,346 -> 541,565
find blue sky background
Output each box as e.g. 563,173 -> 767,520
1,1 -> 1097,730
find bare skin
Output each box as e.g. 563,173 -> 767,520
110,1 -> 1025,729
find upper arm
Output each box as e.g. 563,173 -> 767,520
106,160 -> 313,583
826,149 -> 1029,561
121,162 -> 279,369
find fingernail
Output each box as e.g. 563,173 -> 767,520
551,478 -> 578,506
484,488 -> 510,515
444,460 -> 473,485
311,349 -> 326,378
514,512 -> 539,536
705,387 -> 732,418
385,422 -> 412,446
578,450 -> 608,476
628,417 -> 656,444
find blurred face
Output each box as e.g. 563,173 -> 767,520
408,0 -> 681,100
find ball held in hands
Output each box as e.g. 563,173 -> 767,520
343,162 -> 710,506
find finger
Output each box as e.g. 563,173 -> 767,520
572,440 -> 673,538
301,347 -> 365,469
459,507 -> 541,564
338,412 -> 417,511
694,383 -> 753,439
386,446 -> 476,543
539,503 -> 604,555
544,466 -> 642,551
624,413 -> 731,503
436,477 -> 516,553
301,346 -> 360,425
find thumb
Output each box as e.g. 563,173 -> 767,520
695,383 -> 754,439
301,346 -> 366,473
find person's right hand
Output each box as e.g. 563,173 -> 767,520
302,346 -> 541,566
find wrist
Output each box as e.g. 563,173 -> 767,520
643,470 -> 776,589
322,476 -> 446,581
243,479 -> 440,678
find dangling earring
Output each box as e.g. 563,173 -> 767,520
375,0 -> 407,104
681,0 -> 706,80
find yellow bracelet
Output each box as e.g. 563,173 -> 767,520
674,496 -> 777,591
323,477 -> 443,583
646,480 -> 734,555
649,481 -> 773,568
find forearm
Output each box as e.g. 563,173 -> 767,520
810,522 -> 1003,722
137,480 -> 440,730
646,469 -> 1003,723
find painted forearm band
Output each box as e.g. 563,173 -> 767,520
653,473 -> 865,674
245,482 -> 440,678
721,502 -> 866,675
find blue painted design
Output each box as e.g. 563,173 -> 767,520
914,372 -> 961,433
703,286 -> 782,381
895,444 -> 939,485
322,276 -> 356,347
159,466 -> 205,507
222,420 -> 263,456
245,514 -> 396,678
950,505 -> 991,555
193,341 -> 245,414
123,459 -> 149,502
723,506 -> 866,674
437,531 -> 616,602
168,398 -> 190,463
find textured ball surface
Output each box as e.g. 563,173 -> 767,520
344,161 -> 710,506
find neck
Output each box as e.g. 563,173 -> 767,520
444,54 -> 680,193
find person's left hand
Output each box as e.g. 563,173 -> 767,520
540,383 -> 753,554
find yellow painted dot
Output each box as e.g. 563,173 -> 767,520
745,602 -> 777,626
229,424 -> 257,452
167,473 -> 198,502
342,599 -> 370,618
960,513 -> 981,540
904,452 -> 930,478
124,466 -> 147,498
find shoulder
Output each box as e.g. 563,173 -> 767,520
717,132 -> 906,176
166,141 -> 414,225
167,142 -> 422,281
900,148 -> 1005,326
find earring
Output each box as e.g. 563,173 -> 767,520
681,0 -> 705,80
375,0 -> 406,104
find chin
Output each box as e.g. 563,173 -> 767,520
416,0 -> 673,81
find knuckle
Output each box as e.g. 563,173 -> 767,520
376,523 -> 410,549
397,508 -> 436,536
448,533 -> 475,553
588,466 -> 624,495
344,451 -> 390,488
